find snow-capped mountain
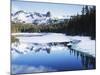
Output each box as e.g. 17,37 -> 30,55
11,10 -> 65,25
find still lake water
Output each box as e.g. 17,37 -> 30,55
12,45 -> 95,74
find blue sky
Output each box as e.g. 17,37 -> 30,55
12,0 -> 84,18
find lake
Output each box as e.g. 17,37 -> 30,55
11,33 -> 96,74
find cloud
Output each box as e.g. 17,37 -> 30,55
11,65 -> 57,74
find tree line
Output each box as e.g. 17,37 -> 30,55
66,6 -> 96,39
11,5 -> 96,39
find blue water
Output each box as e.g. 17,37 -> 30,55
11,47 -> 95,74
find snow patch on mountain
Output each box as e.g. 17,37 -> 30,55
12,10 -> 51,24
11,10 -> 67,25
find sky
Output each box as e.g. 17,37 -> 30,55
12,0 -> 84,18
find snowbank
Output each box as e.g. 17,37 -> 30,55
12,33 -> 70,43
70,36 -> 95,57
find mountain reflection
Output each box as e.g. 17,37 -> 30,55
30,43 -> 95,69
14,41 -> 95,70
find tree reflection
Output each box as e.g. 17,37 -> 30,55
24,42 -> 95,69
81,53 -> 96,69
68,47 -> 96,69
76,51 -> 80,59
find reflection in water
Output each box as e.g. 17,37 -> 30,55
34,47 -> 50,54
12,41 -> 96,73
29,42 -> 95,69
77,51 -> 79,59
68,47 -> 96,69
25,42 -> 95,69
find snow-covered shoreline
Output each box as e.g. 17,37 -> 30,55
11,33 -> 47,36
12,33 -> 71,43
11,33 -> 96,57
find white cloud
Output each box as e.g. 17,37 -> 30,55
11,65 -> 57,74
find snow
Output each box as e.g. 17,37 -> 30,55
12,33 -> 70,43
12,33 -> 47,36
12,11 -> 51,24
70,36 -> 95,57
11,33 -> 96,57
